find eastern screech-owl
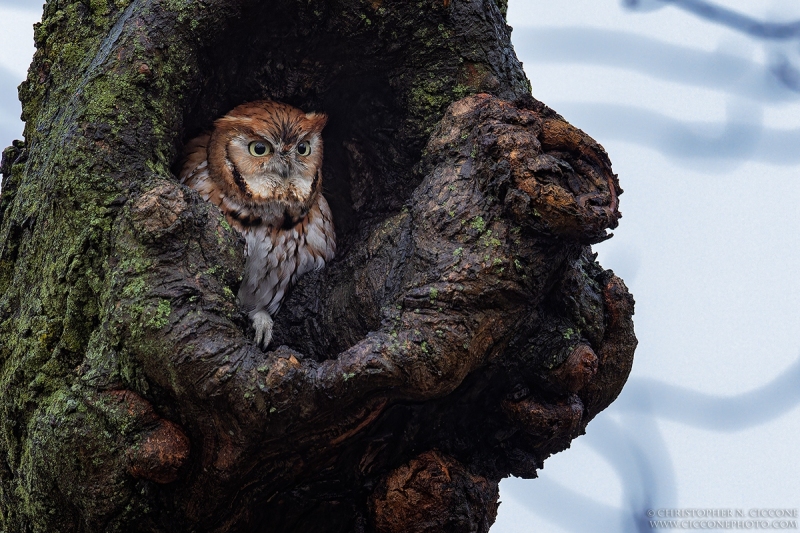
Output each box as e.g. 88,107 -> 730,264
179,100 -> 336,349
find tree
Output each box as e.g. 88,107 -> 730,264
0,0 -> 636,531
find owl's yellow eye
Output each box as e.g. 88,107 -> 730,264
248,141 -> 271,157
296,141 -> 311,157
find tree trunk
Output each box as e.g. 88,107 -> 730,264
0,0 -> 636,531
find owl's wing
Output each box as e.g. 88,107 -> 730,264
179,133 -> 211,187
179,133 -> 224,206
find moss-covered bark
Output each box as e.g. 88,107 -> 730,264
0,1 -> 635,531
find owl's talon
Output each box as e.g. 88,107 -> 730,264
252,311 -> 273,350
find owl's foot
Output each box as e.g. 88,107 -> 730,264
252,311 -> 274,350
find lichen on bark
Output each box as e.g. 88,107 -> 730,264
0,0 -> 636,532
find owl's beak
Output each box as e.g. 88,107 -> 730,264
275,159 -> 290,179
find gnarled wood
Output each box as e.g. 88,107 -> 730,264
0,1 -> 635,531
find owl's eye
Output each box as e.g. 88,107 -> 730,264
248,141 -> 271,157
296,141 -> 311,157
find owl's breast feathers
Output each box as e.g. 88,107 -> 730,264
238,196 -> 335,316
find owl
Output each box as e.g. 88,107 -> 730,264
179,100 -> 336,349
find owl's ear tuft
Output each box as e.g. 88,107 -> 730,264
214,115 -> 244,130
305,112 -> 328,132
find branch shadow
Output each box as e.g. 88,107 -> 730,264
511,25 -> 800,169
616,355 -> 800,431
502,354 -> 800,532
622,0 -> 800,95
512,27 -> 800,101
548,100 -> 800,168
502,411 -> 676,532
623,0 -> 800,40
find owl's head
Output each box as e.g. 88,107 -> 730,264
207,100 -> 328,221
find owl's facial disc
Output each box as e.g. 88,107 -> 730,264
226,133 -> 320,205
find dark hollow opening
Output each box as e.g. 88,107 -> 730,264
176,1 -> 442,247
171,1 -> 468,360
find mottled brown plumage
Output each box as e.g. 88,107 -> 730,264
179,100 -> 335,348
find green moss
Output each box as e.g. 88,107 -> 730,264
89,0 -> 111,26
144,299 -> 171,330
121,278 -> 146,298
82,73 -> 138,129
452,83 -> 471,99
117,244 -> 155,274
470,216 -> 486,233
405,57 -> 471,136
479,229 -> 502,248
409,80 -> 451,116
55,41 -> 88,69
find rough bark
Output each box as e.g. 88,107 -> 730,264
0,0 -> 636,532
